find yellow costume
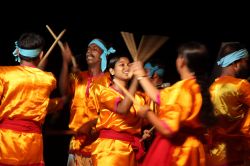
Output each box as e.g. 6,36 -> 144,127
68,71 -> 110,156
207,76 -> 250,165
91,84 -> 145,166
0,66 -> 56,165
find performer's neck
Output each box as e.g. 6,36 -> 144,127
20,61 -> 37,68
88,66 -> 102,76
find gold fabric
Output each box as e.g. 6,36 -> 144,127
157,78 -> 206,166
91,84 -> 145,166
0,66 -> 56,165
207,76 -> 250,165
69,71 -> 111,155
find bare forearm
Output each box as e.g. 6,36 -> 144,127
77,118 -> 98,135
145,111 -> 171,137
139,77 -> 159,103
116,78 -> 138,114
59,61 -> 70,97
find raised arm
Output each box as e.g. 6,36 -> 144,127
59,43 -> 75,100
131,61 -> 160,103
116,77 -> 138,114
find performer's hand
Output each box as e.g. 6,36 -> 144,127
61,42 -> 74,64
130,61 -> 147,78
138,105 -> 150,118
142,129 -> 152,140
71,65 -> 80,74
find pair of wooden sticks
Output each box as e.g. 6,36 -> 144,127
121,31 -> 169,63
38,25 -> 77,68
115,31 -> 169,101
114,32 -> 169,139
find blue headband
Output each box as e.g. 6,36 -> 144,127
217,49 -> 249,67
144,62 -> 165,78
88,39 -> 116,72
12,41 -> 41,62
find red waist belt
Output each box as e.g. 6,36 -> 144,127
99,129 -> 145,160
0,119 -> 41,133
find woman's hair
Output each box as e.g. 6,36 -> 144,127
178,41 -> 217,127
18,32 -> 45,61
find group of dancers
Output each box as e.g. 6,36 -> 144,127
0,31 -> 249,166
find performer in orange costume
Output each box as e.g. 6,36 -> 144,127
131,42 -> 217,166
0,32 -> 57,165
59,39 -> 115,166
207,42 -> 250,166
91,55 -> 145,166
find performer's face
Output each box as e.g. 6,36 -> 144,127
151,73 -> 163,87
111,57 -> 131,81
235,57 -> 249,79
86,43 -> 103,65
176,55 -> 184,75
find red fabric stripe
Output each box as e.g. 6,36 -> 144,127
0,162 -> 44,166
99,129 -> 145,160
0,119 -> 41,133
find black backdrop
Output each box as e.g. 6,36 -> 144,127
1,3 -> 250,165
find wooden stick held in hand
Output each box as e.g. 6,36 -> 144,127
38,29 -> 66,68
113,79 -> 136,103
46,25 -> 65,50
140,126 -> 155,142
46,25 -> 77,68
121,31 -> 138,61
138,35 -> 169,62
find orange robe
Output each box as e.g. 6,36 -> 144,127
0,66 -> 56,165
143,78 -> 206,166
68,71 -> 111,156
91,84 -> 145,166
207,76 -> 250,166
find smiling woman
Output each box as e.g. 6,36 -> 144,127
90,54 -> 146,166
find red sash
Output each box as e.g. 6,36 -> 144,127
0,119 -> 41,133
99,129 -> 145,160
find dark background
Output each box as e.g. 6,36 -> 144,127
1,2 -> 250,165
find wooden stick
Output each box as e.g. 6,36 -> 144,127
113,79 -> 136,103
138,35 -> 169,62
46,25 -> 65,50
38,29 -> 66,68
148,126 -> 155,132
140,126 -> 155,142
46,25 -> 77,68
121,32 -> 138,61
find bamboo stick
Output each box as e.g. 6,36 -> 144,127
138,35 -> 169,62
121,31 -> 138,61
46,25 -> 77,67
113,78 -> 136,103
140,126 -> 155,142
38,29 -> 66,68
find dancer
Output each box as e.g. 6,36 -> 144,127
59,39 -> 115,166
131,41 -> 217,166
0,32 -> 57,165
207,42 -> 250,166
91,54 -> 145,166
